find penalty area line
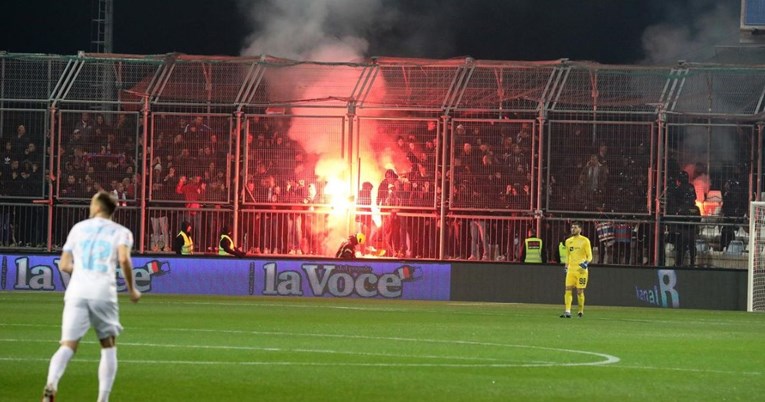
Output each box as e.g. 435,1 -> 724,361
0,338 -> 531,364
158,327 -> 621,367
0,355 -> 606,368
0,357 -> 759,375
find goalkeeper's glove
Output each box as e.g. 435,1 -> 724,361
579,261 -> 589,270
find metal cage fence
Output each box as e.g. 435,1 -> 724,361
664,124 -> 754,218
544,217 -> 657,266
546,121 -> 654,214
149,113 -> 234,204
356,117 -> 441,211
146,207 -> 232,254
450,119 -> 537,212
55,110 -> 140,201
0,203 -> 48,248
242,115 -> 346,206
0,53 -> 764,270
0,109 -> 49,199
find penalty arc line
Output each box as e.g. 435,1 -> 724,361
159,327 -> 621,367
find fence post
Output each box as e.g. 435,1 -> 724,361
438,114 -> 450,260
139,96 -> 149,254
756,122 -> 763,201
346,101 -> 356,237
233,110 -> 243,245
653,108 -> 666,266
535,109 -> 546,236
46,105 -> 57,252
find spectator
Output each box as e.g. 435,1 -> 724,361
1,141 -> 13,177
149,209 -> 171,253
516,123 -> 533,153
175,175 -> 205,231
184,116 -> 212,135
113,113 -> 133,139
468,188 -> 489,261
73,113 -> 94,150
12,124 -> 31,161
720,178 -> 748,251
302,183 -> 324,255
286,178 -> 305,255
355,181 -> 374,255
61,174 -> 79,198
668,171 -> 700,267
94,113 -> 110,131
579,154 -> 608,210
336,233 -> 365,259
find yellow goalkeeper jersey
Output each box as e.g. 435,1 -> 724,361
565,234 -> 592,269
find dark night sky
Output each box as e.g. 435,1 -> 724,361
0,0 -> 742,64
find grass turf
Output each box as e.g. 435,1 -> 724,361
1,292 -> 763,401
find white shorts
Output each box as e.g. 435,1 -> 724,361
61,298 -> 123,341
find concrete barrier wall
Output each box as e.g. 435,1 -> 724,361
451,263 -> 747,311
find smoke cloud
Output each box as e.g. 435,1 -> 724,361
640,1 -> 740,64
238,0 -> 392,61
238,0 -> 399,252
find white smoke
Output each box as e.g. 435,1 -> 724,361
641,1 -> 740,64
238,0 -> 389,61
238,0 -> 394,252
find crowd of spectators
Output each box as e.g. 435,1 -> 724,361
0,123 -> 45,198
239,118 -> 441,256
451,122 -> 534,210
0,113 -> 753,267
548,126 -> 650,214
58,112 -> 139,200
149,114 -> 230,204
0,122 -> 46,247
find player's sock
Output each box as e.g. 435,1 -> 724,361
98,347 -> 117,402
564,290 -> 573,313
46,345 -> 75,391
578,292 -> 585,314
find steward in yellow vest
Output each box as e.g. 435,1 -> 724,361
521,235 -> 544,263
219,225 -> 246,257
173,221 -> 194,255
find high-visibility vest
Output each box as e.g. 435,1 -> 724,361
559,242 -> 568,264
178,231 -> 194,255
219,234 -> 235,256
524,237 -> 543,263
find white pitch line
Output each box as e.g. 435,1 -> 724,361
0,356 -> 561,368
598,364 -> 763,376
158,327 -> 620,367
0,356 -> 596,368
0,338 -> 533,364
0,323 -> 618,366
0,323 -> 57,328
1,356 -> 761,374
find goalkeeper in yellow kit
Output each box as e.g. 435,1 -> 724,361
561,221 -> 592,318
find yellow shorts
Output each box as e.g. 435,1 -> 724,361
565,268 -> 589,289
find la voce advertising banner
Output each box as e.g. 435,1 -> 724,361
0,255 -> 451,300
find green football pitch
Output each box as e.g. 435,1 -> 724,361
1,292 -> 763,402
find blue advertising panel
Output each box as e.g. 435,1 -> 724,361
742,0 -> 765,28
0,254 -> 451,301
